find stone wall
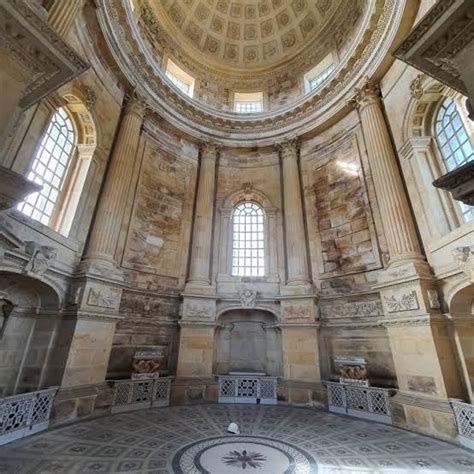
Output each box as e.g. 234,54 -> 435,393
302,117 -> 386,297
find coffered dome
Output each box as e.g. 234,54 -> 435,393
153,0 -> 345,72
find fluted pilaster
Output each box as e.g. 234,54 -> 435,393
278,139 -> 310,285
47,0 -> 84,38
355,80 -> 422,265
85,93 -> 146,262
187,143 -> 220,285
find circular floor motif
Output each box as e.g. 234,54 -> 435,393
172,435 -> 317,474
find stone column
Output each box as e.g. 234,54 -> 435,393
356,81 -> 465,440
278,139 -> 310,286
85,94 -> 145,264
354,81 -> 422,266
47,0 -> 85,38
187,143 -> 219,287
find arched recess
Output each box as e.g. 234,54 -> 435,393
448,282 -> 474,403
217,186 -> 279,282
0,272 -> 68,396
399,78 -> 473,244
213,308 -> 282,377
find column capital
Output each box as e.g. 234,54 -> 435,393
124,91 -> 148,119
200,142 -> 221,160
353,78 -> 381,109
276,138 -> 299,158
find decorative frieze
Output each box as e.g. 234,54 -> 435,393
383,290 -> 419,313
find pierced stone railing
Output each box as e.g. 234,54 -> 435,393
324,381 -> 393,424
111,377 -> 172,414
217,374 -> 277,405
0,387 -> 58,446
450,399 -> 474,450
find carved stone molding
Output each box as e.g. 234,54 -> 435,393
24,241 -> 57,276
0,166 -> 40,212
452,246 -> 473,281
409,73 -> 425,100
94,0 -> 404,146
240,288 -> 257,308
432,160 -> 474,206
394,0 -> 473,97
0,0 -> 88,109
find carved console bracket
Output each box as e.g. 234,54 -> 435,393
432,160 -> 474,206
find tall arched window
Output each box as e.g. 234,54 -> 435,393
434,97 -> 473,221
232,202 -> 265,277
18,107 -> 76,226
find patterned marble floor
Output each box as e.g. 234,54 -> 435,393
0,404 -> 473,473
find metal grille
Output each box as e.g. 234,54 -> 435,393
0,387 -> 58,445
154,380 -> 170,400
369,389 -> 391,415
114,383 -> 132,405
111,378 -> 172,413
220,379 -> 236,397
451,400 -> 474,439
237,379 -> 258,398
132,381 -> 153,403
325,381 -> 392,423
327,383 -> 345,407
346,387 -> 370,412
259,379 -> 276,399
217,375 -> 278,404
30,391 -> 56,425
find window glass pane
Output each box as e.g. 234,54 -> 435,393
434,97 -> 473,222
17,107 -> 76,226
231,202 -> 265,276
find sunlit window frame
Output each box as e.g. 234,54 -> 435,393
18,107 -> 76,227
434,97 -> 473,222
231,202 -> 265,277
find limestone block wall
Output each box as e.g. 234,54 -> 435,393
106,127 -> 198,379
301,112 -> 386,297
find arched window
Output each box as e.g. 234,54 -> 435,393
18,107 -> 76,226
434,97 -> 473,221
232,202 -> 265,277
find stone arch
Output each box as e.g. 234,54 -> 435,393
222,185 -> 274,210
448,282 -> 474,402
0,272 -> 64,396
213,308 -> 282,377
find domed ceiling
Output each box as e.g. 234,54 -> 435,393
150,0 -> 346,72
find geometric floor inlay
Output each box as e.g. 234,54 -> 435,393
0,404 -> 473,473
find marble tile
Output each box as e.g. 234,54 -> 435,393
0,404 -> 473,473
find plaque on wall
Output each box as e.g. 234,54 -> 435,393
334,356 -> 369,386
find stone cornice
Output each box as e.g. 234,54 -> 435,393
94,0 -> 407,147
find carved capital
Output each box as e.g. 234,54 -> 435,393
124,91 -> 148,119
276,138 -> 299,158
200,142 -> 221,160
353,78 -> 380,109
